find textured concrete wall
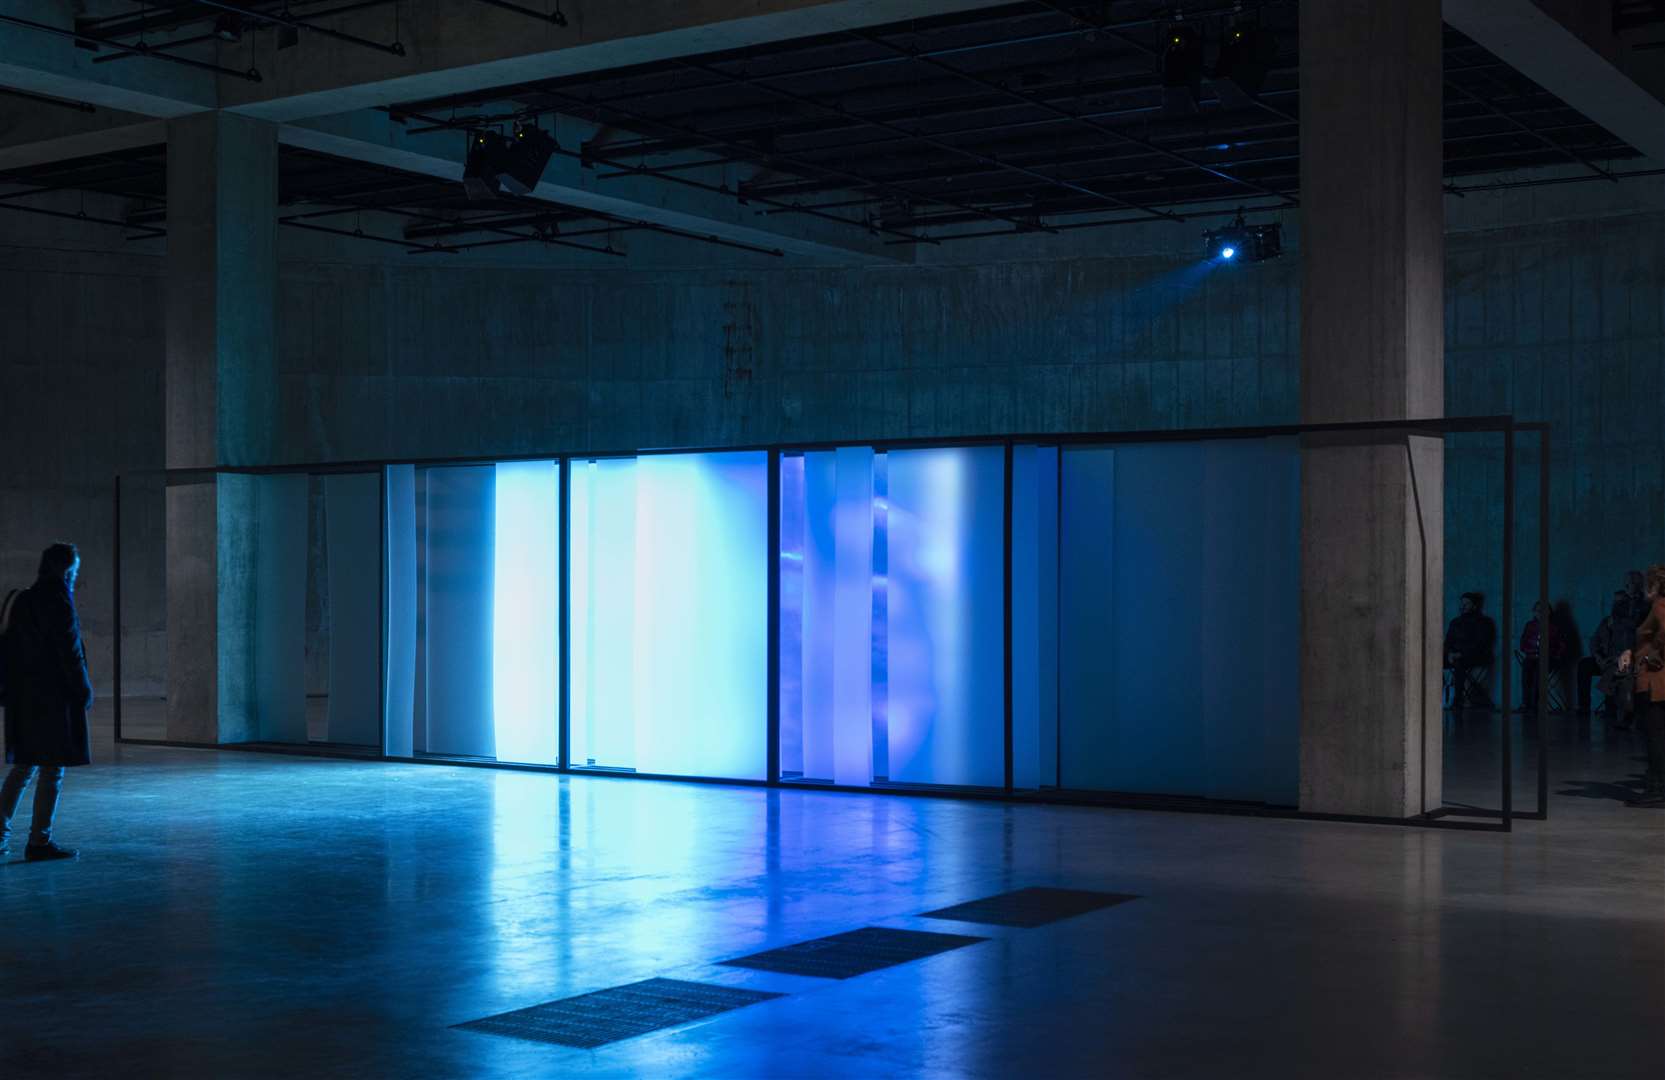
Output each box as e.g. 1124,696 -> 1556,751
1445,201 -> 1665,669
0,207 -> 165,695
2,171 -> 1660,700
274,254 -> 1299,463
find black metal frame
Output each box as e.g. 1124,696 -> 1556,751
112,414 -> 1547,831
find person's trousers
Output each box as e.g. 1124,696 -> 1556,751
1522,657 -> 1541,712
1642,699 -> 1665,796
1577,657 -> 1601,713
0,764 -> 65,848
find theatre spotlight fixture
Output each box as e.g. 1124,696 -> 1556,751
463,130 -> 508,199
1162,25 -> 1204,117
1204,211 -> 1282,264
462,126 -> 558,199
1211,25 -> 1278,108
498,124 -> 558,196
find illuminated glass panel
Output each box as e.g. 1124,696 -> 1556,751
492,460 -> 560,766
569,451 -> 768,780
779,445 -> 1005,788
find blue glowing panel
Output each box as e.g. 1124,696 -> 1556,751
384,465 -> 417,758
793,448 -> 875,785
1010,445 -> 1059,789
569,458 -> 639,772
778,455 -> 807,777
568,452 -> 768,780
883,447 -> 1005,788
492,460 -> 560,766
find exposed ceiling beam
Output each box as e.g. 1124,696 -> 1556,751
278,110 -> 907,263
1445,0 -> 1665,161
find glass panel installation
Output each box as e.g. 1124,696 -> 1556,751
778,445 -> 1005,789
567,451 -> 769,781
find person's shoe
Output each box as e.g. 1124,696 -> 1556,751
23,841 -> 77,862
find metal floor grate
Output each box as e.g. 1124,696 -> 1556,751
921,887 -> 1139,928
453,977 -> 783,1049
720,926 -> 986,980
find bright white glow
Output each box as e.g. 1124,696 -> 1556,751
1220,246 -> 1236,260
492,460 -> 559,766
568,452 -> 768,780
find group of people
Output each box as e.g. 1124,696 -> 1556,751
1444,568 -> 1665,808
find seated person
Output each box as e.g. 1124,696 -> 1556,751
1444,592 -> 1496,708
1582,591 -> 1638,725
1520,601 -> 1566,713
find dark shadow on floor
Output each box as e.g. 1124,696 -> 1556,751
1557,773 -> 1647,802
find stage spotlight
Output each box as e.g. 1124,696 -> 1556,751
1204,212 -> 1282,264
497,124 -> 557,196
1212,26 -> 1278,108
464,131 -> 507,200
1162,25 -> 1204,117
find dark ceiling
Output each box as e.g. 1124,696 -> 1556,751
2,0 -> 1659,257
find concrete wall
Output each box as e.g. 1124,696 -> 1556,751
3,168 -> 1662,696
0,203 -> 165,694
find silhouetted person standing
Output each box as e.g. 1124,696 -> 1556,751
1444,592 -> 1496,708
1,543 -> 90,860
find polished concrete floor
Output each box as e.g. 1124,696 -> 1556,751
1,710 -> 1662,1079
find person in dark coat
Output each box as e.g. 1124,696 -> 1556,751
1581,591 -> 1637,724
1444,592 -> 1496,708
1618,570 -> 1650,630
1,542 -> 91,861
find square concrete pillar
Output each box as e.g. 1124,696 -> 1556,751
1299,0 -> 1445,817
164,112 -> 278,744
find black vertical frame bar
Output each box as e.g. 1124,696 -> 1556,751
767,450 -> 782,786
1537,426 -> 1551,819
112,474 -> 123,743
1501,424 -> 1515,827
558,456 -> 571,772
378,467 -> 388,754
1003,441 -> 1015,791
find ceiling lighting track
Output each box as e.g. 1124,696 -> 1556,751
0,11 -> 261,80
475,0 -> 569,27
0,198 -> 164,238
848,27 -> 1298,209
190,0 -> 406,57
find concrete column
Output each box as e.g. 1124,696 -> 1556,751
165,112 -> 278,744
1298,0 -> 1445,817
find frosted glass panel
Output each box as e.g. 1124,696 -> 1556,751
1011,445 -> 1059,789
779,445 -> 1005,788
1057,439 -> 1300,805
325,473 -> 382,747
885,447 -> 1005,788
492,461 -> 560,767
394,462 -> 560,766
568,452 -> 768,780
423,466 -> 496,759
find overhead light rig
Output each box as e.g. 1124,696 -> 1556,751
1203,209 -> 1282,263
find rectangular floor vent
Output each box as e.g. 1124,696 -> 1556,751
454,977 -> 783,1049
921,887 -> 1139,928
721,926 -> 986,980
